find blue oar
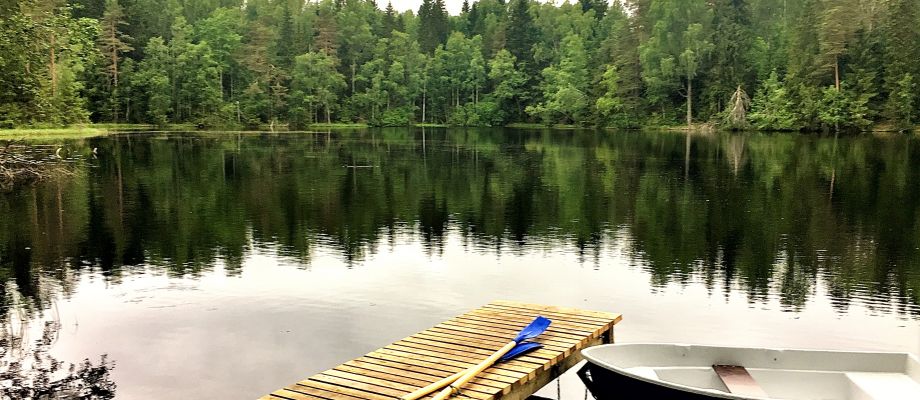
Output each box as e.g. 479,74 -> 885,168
402,316 -> 552,400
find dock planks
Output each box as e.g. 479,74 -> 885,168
261,300 -> 622,400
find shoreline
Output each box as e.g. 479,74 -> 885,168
1,122 -> 916,138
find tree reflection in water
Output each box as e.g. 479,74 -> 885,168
1,128 -> 919,321
1,320 -> 115,399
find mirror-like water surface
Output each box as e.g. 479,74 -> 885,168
1,129 -> 919,399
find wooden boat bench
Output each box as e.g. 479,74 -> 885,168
713,365 -> 768,398
260,300 -> 622,400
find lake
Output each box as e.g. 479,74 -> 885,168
1,128 -> 919,399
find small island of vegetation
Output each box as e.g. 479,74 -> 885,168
0,0 -> 918,132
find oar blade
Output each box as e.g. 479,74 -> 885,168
499,342 -> 542,362
513,316 -> 552,343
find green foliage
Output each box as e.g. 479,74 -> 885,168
749,71 -> 796,131
816,82 -> 874,132
289,52 -> 346,126
887,74 -> 916,132
527,34 -> 591,125
0,0 -> 917,130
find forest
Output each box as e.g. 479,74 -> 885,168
0,0 -> 918,131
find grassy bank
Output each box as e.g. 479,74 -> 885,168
0,126 -> 112,140
306,122 -> 369,129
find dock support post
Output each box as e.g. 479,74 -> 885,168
602,326 -> 615,344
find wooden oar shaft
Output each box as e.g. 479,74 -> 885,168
431,341 -> 517,400
401,371 -> 464,400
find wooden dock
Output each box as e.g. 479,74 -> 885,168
260,300 -> 622,400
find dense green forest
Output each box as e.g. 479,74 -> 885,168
1,0 -> 918,131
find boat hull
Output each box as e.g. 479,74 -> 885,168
579,361 -> 720,399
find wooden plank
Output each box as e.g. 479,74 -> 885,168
439,318 -> 586,342
386,342 -> 539,373
399,336 -> 556,364
344,359 -> 500,395
428,324 -> 578,349
459,312 -> 603,335
332,365 -> 496,400
413,331 -> 569,356
259,302 -> 622,400
295,379 -> 397,400
713,365 -> 768,398
274,384 -> 367,400
484,303 -> 621,325
467,309 -> 606,332
490,301 -> 622,322
370,348 -> 525,379
362,351 -> 521,384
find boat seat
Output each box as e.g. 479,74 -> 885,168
846,372 -> 920,400
713,365 -> 768,398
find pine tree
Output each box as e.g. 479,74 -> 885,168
881,0 -> 920,127
98,0 -> 133,122
276,1 -> 295,68
596,0 -> 644,128
702,0 -> 755,119
382,1 -> 399,37
418,0 -> 449,54
505,0 -> 537,71
817,0 -> 858,90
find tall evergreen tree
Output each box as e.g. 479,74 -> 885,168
881,0 -> 920,128
418,0 -> 449,54
97,0 -> 133,122
505,0 -> 537,70
702,0 -> 755,119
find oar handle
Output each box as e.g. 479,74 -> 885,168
401,371 -> 464,400
431,341 -> 517,400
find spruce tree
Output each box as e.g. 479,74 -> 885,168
418,0 -> 449,54
98,0 -> 133,122
702,0 -> 755,119
881,0 -> 920,127
505,0 -> 537,71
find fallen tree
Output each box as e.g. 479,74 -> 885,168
0,142 -> 76,187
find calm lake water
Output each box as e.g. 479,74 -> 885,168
1,128 -> 919,399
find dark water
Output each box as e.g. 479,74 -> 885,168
1,129 -> 919,399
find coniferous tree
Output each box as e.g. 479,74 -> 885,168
418,0 -> 449,54
749,70 -> 796,130
702,0 -> 754,119
881,0 -> 920,128
381,1 -> 399,37
505,0 -> 537,71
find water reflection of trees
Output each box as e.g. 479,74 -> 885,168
1,321 -> 115,399
1,129 -> 919,319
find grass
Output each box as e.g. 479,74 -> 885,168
307,122 -> 369,129
0,126 -> 111,140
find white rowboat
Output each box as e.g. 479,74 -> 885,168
578,343 -> 920,399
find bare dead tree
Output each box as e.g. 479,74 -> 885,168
726,85 -> 751,129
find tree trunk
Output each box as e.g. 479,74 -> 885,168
351,62 -> 356,95
49,33 -> 57,97
422,90 -> 427,123
219,69 -> 224,100
834,55 -> 840,91
326,105 -> 331,124
686,78 -> 693,128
